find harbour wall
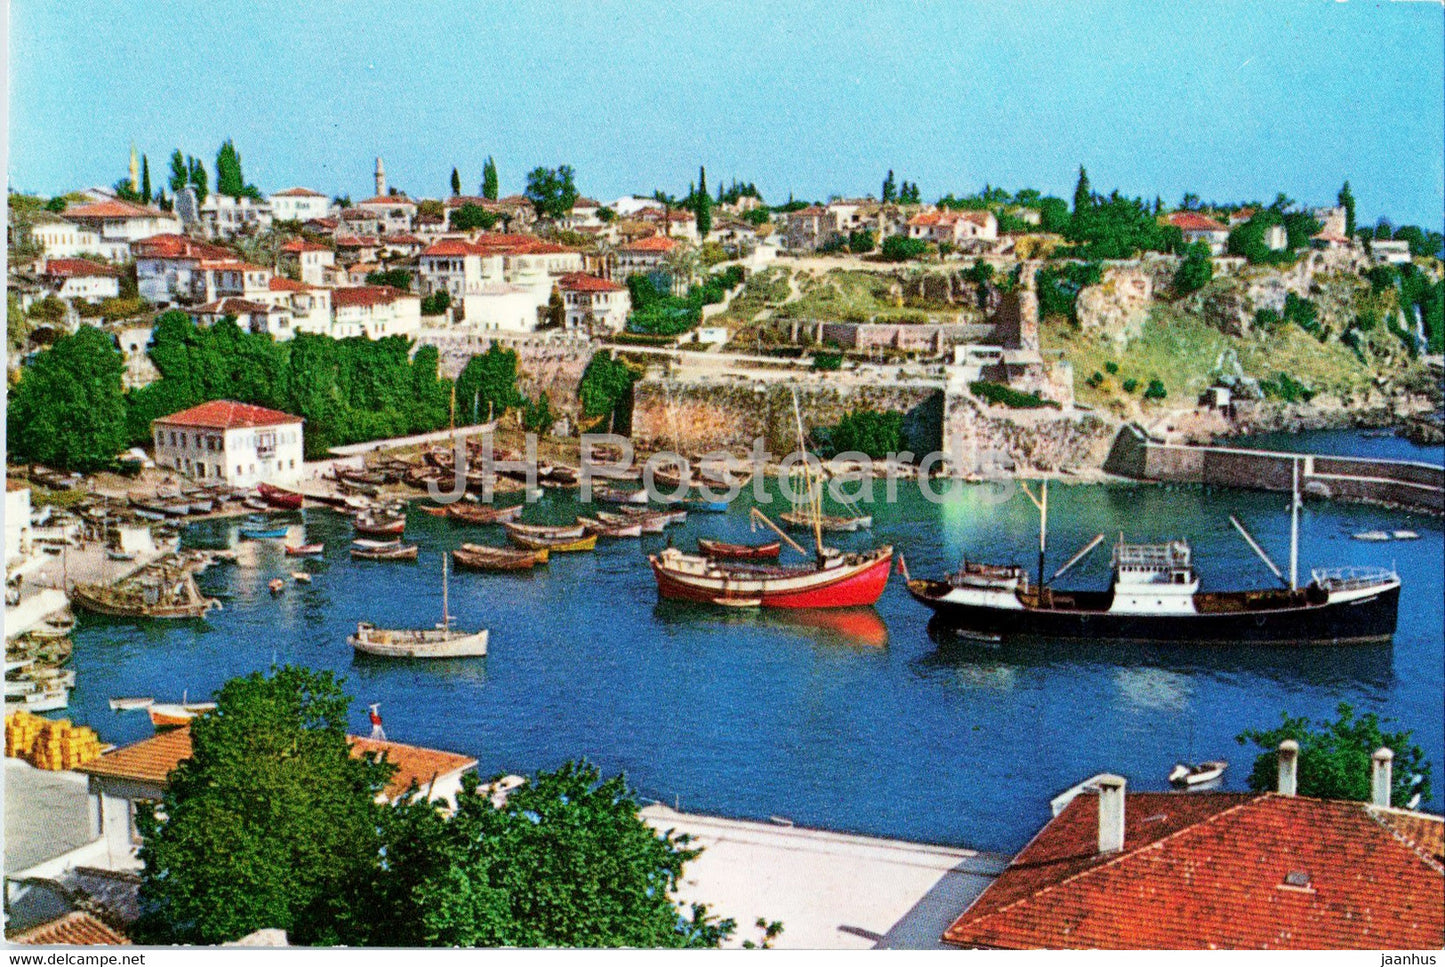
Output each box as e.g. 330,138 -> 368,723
1104,424 -> 1445,515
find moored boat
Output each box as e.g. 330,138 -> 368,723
452,543 -> 549,571
650,543 -> 893,608
697,537 -> 782,561
108,696 -> 154,712
149,698 -> 216,728
447,502 -> 524,525
284,543 -> 324,556
349,556 -> 487,658
257,482 -> 305,509
593,486 -> 650,505
71,566 -> 220,619
504,521 -> 586,541
350,539 -> 419,561
354,512 -> 406,537
1169,760 -> 1228,787
504,528 -> 597,553
578,516 -> 643,538
598,509 -> 667,533
240,524 -> 290,539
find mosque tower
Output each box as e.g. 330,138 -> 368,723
129,145 -> 139,192
374,157 -> 386,197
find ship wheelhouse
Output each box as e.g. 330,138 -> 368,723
1107,538 -> 1200,615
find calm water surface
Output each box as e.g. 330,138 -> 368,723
66,434 -> 1443,854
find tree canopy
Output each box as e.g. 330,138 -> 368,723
454,341 -> 523,424
481,157 -> 499,200
1173,242 -> 1214,295
451,203 -> 501,232
578,350 -> 637,429
6,325 -> 129,471
1237,702 -> 1432,807
524,165 -> 579,220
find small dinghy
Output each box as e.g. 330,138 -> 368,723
593,486 -> 650,505
1392,530 -> 1420,540
1352,530 -> 1391,542
452,543 -> 549,572
285,543 -> 324,557
697,537 -> 782,561
268,578 -> 286,595
291,572 -> 312,583
578,516 -> 643,538
351,539 -> 420,561
1168,760 -> 1228,787
241,524 -> 290,540
150,695 -> 217,728
109,696 -> 154,712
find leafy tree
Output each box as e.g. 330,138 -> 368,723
578,351 -> 637,424
421,290 -> 451,316
451,203 -> 501,233
1038,196 -> 1070,233
28,295 -> 67,325
168,150 -> 188,193
881,170 -> 896,204
1338,180 -> 1355,236
132,667 -> 395,945
140,155 -> 152,204
7,325 -> 128,471
1065,190 -> 1180,259
812,351 -> 843,371
215,139 -> 247,199
1035,262 -> 1102,322
1072,166 -> 1092,213
899,181 -> 921,205
825,409 -> 903,458
188,156 -> 208,204
524,165 -> 578,220
1173,242 -> 1213,295
521,392 -> 555,435
481,156 -> 499,200
451,167 -> 462,196
7,294 -> 34,353
879,234 -> 928,262
1237,702 -> 1432,807
545,288 -> 565,329
1142,378 -> 1167,400
455,342 -> 523,424
847,230 -> 876,254
365,268 -> 413,290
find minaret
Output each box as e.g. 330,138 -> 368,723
129,145 -> 140,192
374,157 -> 386,197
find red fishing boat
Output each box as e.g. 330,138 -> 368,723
446,502 -> 524,525
284,542 -> 324,556
417,504 -> 450,517
354,513 -> 406,537
697,537 -> 782,561
257,482 -> 304,509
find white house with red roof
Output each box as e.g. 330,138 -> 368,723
190,298 -> 295,341
907,210 -> 998,247
133,234 -> 245,305
558,272 -> 631,331
634,206 -> 699,242
614,234 -> 680,278
60,199 -> 180,256
151,400 -> 305,486
354,194 -> 418,234
330,285 -> 422,339
264,276 -> 332,334
198,194 -> 274,239
37,259 -> 120,302
1166,211 -> 1231,254
279,239 -> 335,286
194,260 -> 274,304
269,187 -> 332,223
417,235 -> 583,331
25,216 -> 112,264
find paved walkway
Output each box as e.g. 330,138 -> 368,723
640,804 -> 1006,949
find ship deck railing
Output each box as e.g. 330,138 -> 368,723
1310,565 -> 1398,592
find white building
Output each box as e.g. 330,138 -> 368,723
132,234 -> 241,305
26,217 -> 121,263
269,187 -> 332,223
152,400 -> 305,486
459,286 -> 546,332
330,285 -> 422,339
614,234 -> 679,279
5,482 -> 33,566
198,195 -> 274,238
355,195 -> 417,235
280,239 -> 336,286
265,277 -> 333,334
191,298 -> 295,341
1371,239 -> 1412,265
557,273 -> 630,331
906,210 -> 999,246
1167,212 -> 1232,255
37,260 -> 120,302
416,236 -> 583,332
60,199 -> 180,258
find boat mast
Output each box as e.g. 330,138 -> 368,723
791,391 -> 824,560
1021,479 -> 1048,588
442,553 -> 452,627
1289,457 -> 1299,591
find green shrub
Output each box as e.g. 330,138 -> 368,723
812,351 -> 843,371
1259,372 -> 1315,403
1143,378 -> 1167,400
1104,361 -> 1119,374
1086,371 -> 1105,388
879,234 -> 929,262
969,380 -> 1059,409
1122,378 -> 1139,393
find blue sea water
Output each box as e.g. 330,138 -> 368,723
63,434 -> 1444,855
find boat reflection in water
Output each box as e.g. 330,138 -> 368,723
920,616 -> 1395,691
653,601 -> 889,650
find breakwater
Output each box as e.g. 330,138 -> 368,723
1105,424 -> 1445,515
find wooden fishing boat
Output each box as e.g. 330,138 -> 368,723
71,568 -> 221,619
349,556 -> 488,658
284,543 -> 324,556
452,543 -> 549,571
651,544 -> 893,608
354,513 -> 406,537
780,511 -> 871,532
447,502 -> 524,525
578,516 -> 644,538
291,572 -> 312,583
697,537 -> 783,561
417,504 -> 451,517
339,468 -> 386,487
598,510 -> 667,534
257,482 -> 305,509
242,497 -> 270,511
350,539 -> 419,561
240,524 -> 289,539
620,506 -> 688,527
504,521 -> 586,540
593,486 -> 650,505
505,529 -> 597,553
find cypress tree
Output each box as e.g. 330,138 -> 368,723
1073,166 -> 1092,214
141,155 -> 152,204
451,167 -> 461,196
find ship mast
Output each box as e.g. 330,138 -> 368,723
1289,457 -> 1300,591
1021,479 -> 1048,588
441,553 -> 452,628
791,390 -> 825,561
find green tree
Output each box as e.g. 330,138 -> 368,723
1072,166 -> 1092,213
521,392 -> 555,435
524,165 -> 578,220
188,156 -> 208,203
1236,702 -> 1432,807
545,287 -> 565,329
1038,196 -> 1070,233
215,139 -> 245,199
132,667 -> 395,945
455,342 -> 523,424
7,325 -> 128,472
421,290 -> 451,316
450,204 -> 500,232
847,230 -> 876,254
825,409 -> 904,458
879,234 -> 928,262
365,268 -> 413,290
694,166 -> 713,237
168,150 -> 188,193
140,155 -> 152,204
1338,180 -> 1356,236
578,351 -> 636,423
1173,242 -> 1214,295
481,156 -> 499,200
451,167 -> 462,196
881,170 -> 896,204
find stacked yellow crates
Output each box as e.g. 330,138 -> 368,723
4,712 -> 102,769
5,710 -> 44,758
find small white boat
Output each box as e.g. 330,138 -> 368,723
149,699 -> 217,728
291,572 -> 312,583
109,696 -> 155,711
349,556 -> 487,658
1351,530 -> 1391,542
1168,760 -> 1228,787
1392,530 -> 1420,540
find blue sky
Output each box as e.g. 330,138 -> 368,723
8,0 -> 1443,227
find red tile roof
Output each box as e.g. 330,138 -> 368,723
943,791 -> 1444,950
281,239 -> 331,253
192,298 -> 276,316
41,258 -> 120,278
197,260 -> 271,273
620,235 -> 678,253
357,195 -> 416,207
1167,212 -> 1230,233
272,187 -> 326,198
421,234 -> 573,258
132,234 -> 232,261
558,272 -> 626,293
332,285 -> 408,308
306,217 -> 339,230
335,235 -> 380,247
268,277 -> 313,292
9,911 -> 130,945
383,233 -> 423,245
637,206 -> 695,222
152,400 -> 301,430
77,726 -> 474,802
63,200 -> 165,220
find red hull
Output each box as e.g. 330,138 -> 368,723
651,549 -> 892,609
355,518 -> 405,537
257,483 -> 304,509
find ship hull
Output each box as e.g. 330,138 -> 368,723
651,548 -> 893,609
909,582 -> 1400,645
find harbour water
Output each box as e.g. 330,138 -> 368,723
63,435 -> 1443,854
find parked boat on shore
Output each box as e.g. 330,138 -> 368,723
71,564 -> 221,620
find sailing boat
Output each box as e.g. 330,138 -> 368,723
348,555 -> 489,657
778,429 -> 871,532
648,391 -> 892,609
907,460 -> 1402,644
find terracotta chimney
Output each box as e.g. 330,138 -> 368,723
1371,747 -> 1393,807
1096,774 -> 1126,853
1277,739 -> 1299,796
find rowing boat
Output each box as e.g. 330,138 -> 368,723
447,502 -> 524,525
452,543 -> 549,571
284,543 -> 324,556
578,516 -> 643,538
504,521 -> 586,540
504,528 -> 597,553
350,539 -> 419,561
697,537 -> 782,561
598,510 -> 667,533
